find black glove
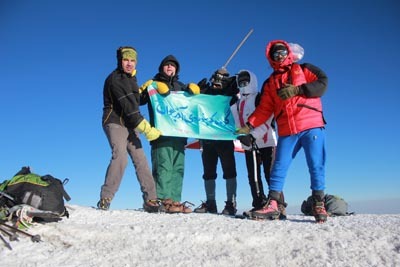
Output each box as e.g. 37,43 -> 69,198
226,76 -> 239,94
197,78 -> 209,92
237,134 -> 253,147
277,84 -> 300,100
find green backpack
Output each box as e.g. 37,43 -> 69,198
301,194 -> 351,216
0,167 -> 71,217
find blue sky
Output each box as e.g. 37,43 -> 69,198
1,0 -> 399,213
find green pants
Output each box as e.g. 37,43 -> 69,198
151,139 -> 185,201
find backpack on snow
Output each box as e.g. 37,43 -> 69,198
301,194 -> 350,216
0,166 -> 71,218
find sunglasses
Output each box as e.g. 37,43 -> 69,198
272,50 -> 288,61
239,80 -> 249,87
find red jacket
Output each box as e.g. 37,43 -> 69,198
248,40 -> 328,136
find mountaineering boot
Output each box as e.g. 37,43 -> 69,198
143,199 -> 160,213
168,200 -> 193,214
194,200 -> 217,214
243,198 -> 266,218
251,198 -> 280,220
221,201 -> 237,216
97,198 -> 111,210
252,195 -> 268,211
278,192 -> 288,220
179,201 -> 194,213
312,195 -> 328,223
278,203 -> 287,220
160,199 -> 193,213
159,198 -> 172,213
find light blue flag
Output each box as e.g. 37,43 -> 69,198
148,83 -> 237,140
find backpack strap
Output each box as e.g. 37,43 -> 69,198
61,179 -> 71,201
41,175 -> 71,202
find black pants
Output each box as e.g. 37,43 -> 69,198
201,140 -> 237,180
244,146 -> 275,208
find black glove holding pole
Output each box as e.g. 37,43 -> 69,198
237,134 -> 254,147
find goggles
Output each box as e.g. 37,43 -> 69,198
238,80 -> 250,88
211,72 -> 229,86
272,50 -> 288,61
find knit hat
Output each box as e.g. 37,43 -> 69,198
116,46 -> 137,70
121,48 -> 137,61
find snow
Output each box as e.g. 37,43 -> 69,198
1,205 -> 400,267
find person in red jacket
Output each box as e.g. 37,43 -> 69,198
237,40 -> 329,223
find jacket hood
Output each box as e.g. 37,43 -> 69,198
265,40 -> 294,72
236,69 -> 258,95
158,55 -> 180,74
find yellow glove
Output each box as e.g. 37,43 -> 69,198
186,83 -> 200,94
135,119 -> 162,141
139,79 -> 153,94
235,124 -> 251,135
153,81 -> 170,96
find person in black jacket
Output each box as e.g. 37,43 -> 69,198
98,46 -> 161,212
140,55 -> 199,213
193,68 -> 239,216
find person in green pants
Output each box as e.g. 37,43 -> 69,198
140,55 -> 199,213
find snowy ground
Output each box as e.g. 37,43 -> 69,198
1,205 -> 399,267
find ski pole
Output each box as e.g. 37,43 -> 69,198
0,230 -> 13,250
0,225 -> 19,241
251,137 -> 260,197
0,221 -> 41,242
221,28 -> 254,70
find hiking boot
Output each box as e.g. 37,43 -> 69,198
312,199 -> 328,223
165,201 -> 183,213
194,200 -> 217,214
251,198 -> 280,220
143,199 -> 160,213
221,201 -> 237,216
159,198 -> 172,213
179,201 -> 194,213
161,199 -> 193,213
159,198 -> 175,212
278,203 -> 287,220
253,198 -> 268,210
97,198 -> 111,210
277,192 -> 287,220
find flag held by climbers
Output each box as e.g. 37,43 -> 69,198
147,82 -> 237,140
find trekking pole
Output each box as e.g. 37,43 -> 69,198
251,136 -> 261,198
221,28 -> 254,70
0,225 -> 19,241
0,221 -> 41,242
0,231 -> 12,250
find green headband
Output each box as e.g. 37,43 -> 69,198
121,48 -> 137,61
